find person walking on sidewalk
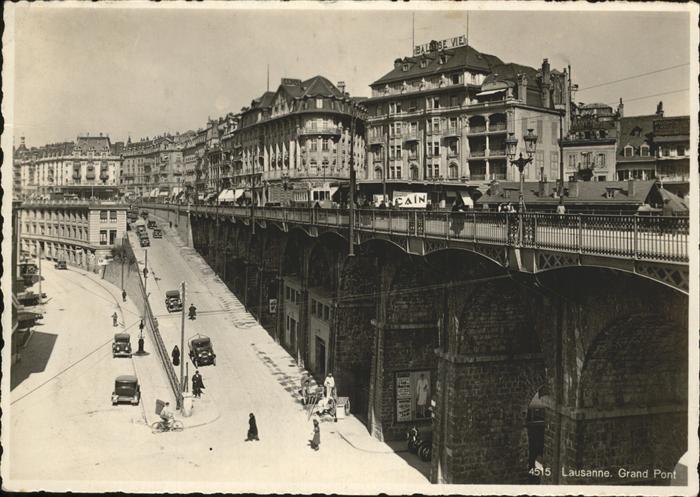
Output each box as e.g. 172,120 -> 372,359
112,312 -> 118,327
324,373 -> 335,400
310,419 -> 320,451
192,370 -> 204,398
172,345 -> 180,367
122,289 -> 127,302
246,413 -> 259,441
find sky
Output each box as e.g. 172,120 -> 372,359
8,3 -> 694,147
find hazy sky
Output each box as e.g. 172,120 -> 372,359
9,4 -> 693,146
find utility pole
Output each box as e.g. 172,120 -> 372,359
143,249 -> 148,296
349,104 -> 357,257
38,244 -> 42,301
180,280 -> 186,401
558,111 -> 565,205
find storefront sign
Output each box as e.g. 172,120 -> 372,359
393,191 -> 428,208
395,370 -> 432,422
269,298 -> 277,314
414,35 -> 468,56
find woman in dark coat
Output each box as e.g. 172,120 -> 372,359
246,413 -> 259,441
171,345 -> 180,366
311,419 -> 320,451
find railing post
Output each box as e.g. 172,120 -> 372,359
577,215 -> 583,253
372,209 -> 376,231
633,214 -> 638,259
445,212 -> 449,239
473,211 -> 477,243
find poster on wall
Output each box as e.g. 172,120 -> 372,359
395,370 -> 432,422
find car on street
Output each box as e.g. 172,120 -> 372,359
152,228 -> 163,239
139,236 -> 150,247
147,220 -> 157,229
165,289 -> 183,312
112,333 -> 133,358
188,334 -> 216,367
136,224 -> 147,235
141,211 -> 149,219
111,375 -> 141,405
55,260 -> 67,270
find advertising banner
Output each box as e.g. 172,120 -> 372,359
395,370 -> 432,422
393,191 -> 428,209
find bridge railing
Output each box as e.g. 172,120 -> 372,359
151,203 -> 688,263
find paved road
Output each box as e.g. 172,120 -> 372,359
12,221 -> 435,493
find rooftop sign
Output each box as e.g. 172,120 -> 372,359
414,35 -> 467,56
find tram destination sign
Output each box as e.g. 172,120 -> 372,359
414,35 -> 468,56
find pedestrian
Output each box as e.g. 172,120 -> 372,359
416,372 -> 430,418
192,370 -> 205,398
172,345 -> 180,367
323,373 -> 335,400
122,289 -> 127,302
169,221 -> 173,228
300,374 -> 311,404
310,419 -> 320,451
139,318 -> 145,335
246,413 -> 259,441
112,312 -> 118,327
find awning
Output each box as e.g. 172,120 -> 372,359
459,192 -> 474,208
234,189 -> 245,200
197,193 -> 205,200
218,189 -> 235,202
476,89 -> 506,97
170,188 -> 182,198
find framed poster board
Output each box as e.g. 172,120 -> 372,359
395,370 -> 432,422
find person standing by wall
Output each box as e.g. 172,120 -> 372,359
246,413 -> 259,441
310,419 -> 320,451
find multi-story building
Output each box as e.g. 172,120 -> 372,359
15,135 -> 122,200
233,76 -> 366,206
560,101 -> 620,182
652,111 -> 690,196
181,129 -> 207,201
122,134 -> 184,199
18,199 -> 128,271
362,40 -> 571,205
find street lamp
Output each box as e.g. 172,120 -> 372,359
505,129 -> 538,212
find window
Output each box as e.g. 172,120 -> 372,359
536,151 -> 545,176
100,211 -> 108,222
624,145 -> 633,158
390,145 -> 402,159
389,164 -> 402,179
431,117 -> 441,133
99,230 -> 108,245
410,165 -> 419,180
311,300 -> 317,316
536,120 -> 543,144
407,100 -> 417,112
420,59 -> 428,69
402,63 -> 409,72
427,96 -> 440,110
448,163 -> 459,179
431,141 -> 440,157
568,154 -> 576,168
322,139 -> 329,152
324,305 -> 330,321
389,102 -> 402,115
409,122 -> 418,135
451,74 -> 460,85
391,122 -> 402,136
597,154 -> 606,167
310,139 -> 317,152
110,210 -> 117,221
316,98 -> 323,109
677,146 -> 686,156
426,163 -> 439,178
639,145 -> 649,157
447,141 -> 459,156
551,121 -> 559,145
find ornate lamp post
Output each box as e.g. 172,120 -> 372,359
505,129 -> 538,212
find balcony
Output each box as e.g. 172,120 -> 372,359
368,135 -> 384,145
488,123 -> 507,132
469,150 -> 486,158
489,149 -> 506,158
447,149 -> 459,158
468,125 -> 487,134
297,125 -> 341,137
443,127 -> 461,138
403,133 -> 420,142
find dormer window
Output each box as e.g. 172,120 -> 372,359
420,59 -> 428,69
624,145 -> 634,158
402,63 -> 409,72
640,144 -> 650,157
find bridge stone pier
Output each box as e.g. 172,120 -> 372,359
146,204 -> 688,486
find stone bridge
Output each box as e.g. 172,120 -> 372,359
144,203 -> 689,485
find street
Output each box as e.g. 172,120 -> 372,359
8,221 -> 431,493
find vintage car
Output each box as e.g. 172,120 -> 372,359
141,211 -> 149,219
165,289 -> 183,312
55,260 -> 67,270
147,220 -> 157,229
112,333 -> 132,358
135,224 -> 147,235
188,334 -> 216,367
139,236 -> 150,247
152,228 -> 163,239
111,375 -> 141,405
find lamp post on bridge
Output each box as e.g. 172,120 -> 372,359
505,128 -> 538,213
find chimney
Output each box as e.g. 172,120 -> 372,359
337,81 -> 346,95
21,136 -> 26,147
628,178 -> 636,197
394,58 -> 403,70
656,101 -> 664,117
517,74 -> 528,105
617,98 -> 624,118
541,59 -> 551,108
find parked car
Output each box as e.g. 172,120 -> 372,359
139,236 -> 150,247
188,334 -> 216,367
147,220 -> 157,229
165,289 -> 183,312
55,260 -> 67,270
111,375 -> 141,405
136,224 -> 147,235
112,333 -> 132,358
152,228 -> 163,239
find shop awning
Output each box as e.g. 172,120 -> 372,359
234,189 -> 245,200
459,191 -> 474,208
218,189 -> 235,202
476,89 -> 506,97
329,186 -> 339,199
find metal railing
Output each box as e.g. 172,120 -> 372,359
146,203 -> 689,263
